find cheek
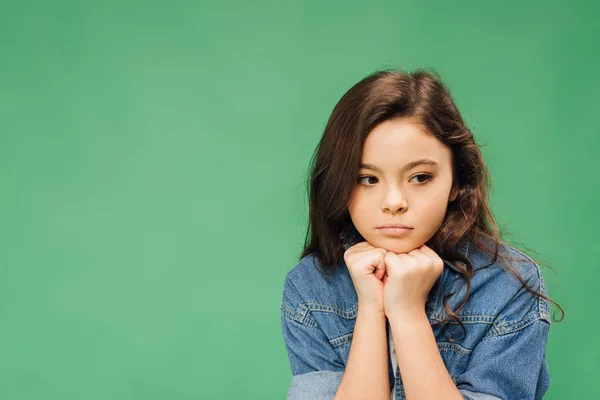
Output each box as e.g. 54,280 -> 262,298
347,195 -> 378,241
348,189 -> 371,212
349,199 -> 370,225
416,194 -> 449,225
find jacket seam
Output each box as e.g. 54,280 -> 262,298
281,277 -> 319,328
485,311 -> 550,338
437,341 -> 473,356
329,332 -> 353,347
429,313 -> 496,323
303,302 -> 358,319
501,242 -> 550,319
280,301 -> 319,328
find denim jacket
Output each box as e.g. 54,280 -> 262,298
280,238 -> 551,399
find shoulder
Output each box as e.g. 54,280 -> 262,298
471,240 -> 548,296
438,239 -> 550,327
464,239 -> 551,333
281,253 -> 357,320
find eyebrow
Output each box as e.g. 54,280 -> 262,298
360,159 -> 439,173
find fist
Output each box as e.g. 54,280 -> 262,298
343,241 -> 388,313
382,244 -> 444,320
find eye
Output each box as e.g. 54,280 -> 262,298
409,173 -> 433,184
357,175 -> 378,186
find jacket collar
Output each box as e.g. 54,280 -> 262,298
442,238 -> 469,274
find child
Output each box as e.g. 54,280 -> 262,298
280,69 -> 563,400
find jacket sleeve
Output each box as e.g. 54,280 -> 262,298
456,316 -> 550,400
280,276 -> 346,400
454,261 -> 552,400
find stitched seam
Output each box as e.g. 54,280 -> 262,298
429,313 -> 496,323
329,332 -> 353,347
497,318 -> 507,333
281,278 -> 319,328
501,242 -> 548,318
281,302 -> 319,327
485,311 -> 549,338
487,243 -> 552,335
280,300 -> 299,322
304,302 -> 358,319
437,341 -> 473,356
298,303 -> 318,327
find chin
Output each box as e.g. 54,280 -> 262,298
374,237 -> 424,254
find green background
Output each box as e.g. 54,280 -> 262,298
1,0 -> 597,398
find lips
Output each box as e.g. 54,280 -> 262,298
377,223 -> 412,229
378,225 -> 413,237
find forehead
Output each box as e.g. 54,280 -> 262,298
361,118 -> 451,164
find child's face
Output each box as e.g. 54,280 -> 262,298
348,118 -> 458,254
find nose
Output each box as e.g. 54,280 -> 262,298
382,185 -> 408,213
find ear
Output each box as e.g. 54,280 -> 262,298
449,185 -> 459,202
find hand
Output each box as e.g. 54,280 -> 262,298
383,244 -> 444,320
343,241 -> 388,314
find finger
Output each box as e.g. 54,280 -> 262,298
348,242 -> 382,258
373,254 -> 386,281
396,253 -> 420,269
349,246 -> 386,264
408,248 -> 433,269
417,245 -> 444,271
369,249 -> 387,280
384,251 -> 401,269
417,244 -> 438,259
343,240 -> 373,258
345,243 -> 380,265
356,250 -> 385,277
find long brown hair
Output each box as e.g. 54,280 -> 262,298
299,68 -> 564,332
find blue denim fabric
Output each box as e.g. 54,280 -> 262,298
280,239 -> 551,399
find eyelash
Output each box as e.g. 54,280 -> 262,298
357,173 -> 433,187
